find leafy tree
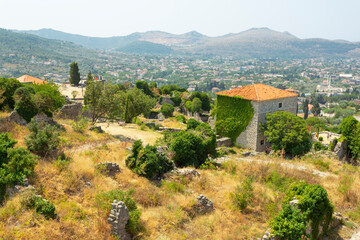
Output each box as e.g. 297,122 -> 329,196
135,81 -> 153,97
262,111 -> 312,156
86,70 -> 93,82
84,80 -> 118,124
312,102 -> 321,116
303,99 -> 309,120
170,91 -> 181,107
192,97 -> 202,113
13,87 -> 38,122
149,82 -> 157,88
340,116 -> 360,158
114,88 -> 156,123
69,62 -> 81,86
0,77 -> 23,110
306,117 -> 326,133
160,103 -> 174,118
200,93 -> 211,111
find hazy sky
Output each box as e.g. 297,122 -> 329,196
1,0 -> 359,41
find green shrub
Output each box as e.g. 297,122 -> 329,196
170,131 -> 205,168
71,117 -> 88,133
271,204 -> 307,240
161,103 -> 174,118
126,140 -> 173,179
14,87 -> 38,122
314,141 -> 327,152
0,133 -> 37,203
264,170 -> 298,193
230,176 -> 254,211
25,120 -> 60,157
95,189 -> 142,236
282,182 -> 334,239
199,159 -> 218,170
0,77 -> 24,110
175,115 -> 186,123
34,196 -> 57,219
186,119 -> 200,130
318,136 -> 323,141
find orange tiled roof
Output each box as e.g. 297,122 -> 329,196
216,83 -> 298,101
17,75 -> 46,84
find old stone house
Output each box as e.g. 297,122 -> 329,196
216,83 -> 298,152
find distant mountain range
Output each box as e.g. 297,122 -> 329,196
10,28 -> 360,57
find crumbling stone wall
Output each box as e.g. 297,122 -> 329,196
107,200 -> 130,240
57,102 -> 82,120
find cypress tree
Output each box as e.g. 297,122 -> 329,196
69,62 -> 81,86
303,99 -> 309,120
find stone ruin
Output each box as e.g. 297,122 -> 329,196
193,194 -> 214,215
7,111 -> 27,125
95,162 -> 121,176
170,168 -> 200,180
57,102 -> 82,120
216,137 -> 232,148
107,200 -> 131,240
33,112 -> 60,127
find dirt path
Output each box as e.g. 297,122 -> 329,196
97,123 -> 162,145
351,231 -> 360,240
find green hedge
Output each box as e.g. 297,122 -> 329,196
215,95 -> 254,142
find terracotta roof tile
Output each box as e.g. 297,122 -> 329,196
216,83 -> 298,101
17,75 -> 46,84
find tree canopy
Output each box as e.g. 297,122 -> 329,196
262,111 -> 312,156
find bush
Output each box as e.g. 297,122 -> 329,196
0,77 -> 23,110
34,196 -> 57,219
318,136 -> 323,141
230,176 -> 254,211
199,159 -> 218,170
95,189 -> 142,236
0,133 -> 36,203
14,87 -> 38,122
126,140 -> 173,179
195,123 -> 216,157
175,114 -> 186,123
161,103 -> 174,118
170,131 -> 205,167
186,119 -> 200,130
281,182 -> 334,239
25,120 -> 60,157
271,204 -> 307,239
314,141 -> 327,152
71,117 -> 89,133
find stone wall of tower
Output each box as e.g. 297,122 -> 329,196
236,96 -> 298,152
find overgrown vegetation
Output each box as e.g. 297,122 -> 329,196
272,182 -> 334,239
125,140 -> 173,179
215,95 -> 254,142
95,189 -> 142,236
0,133 -> 36,203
